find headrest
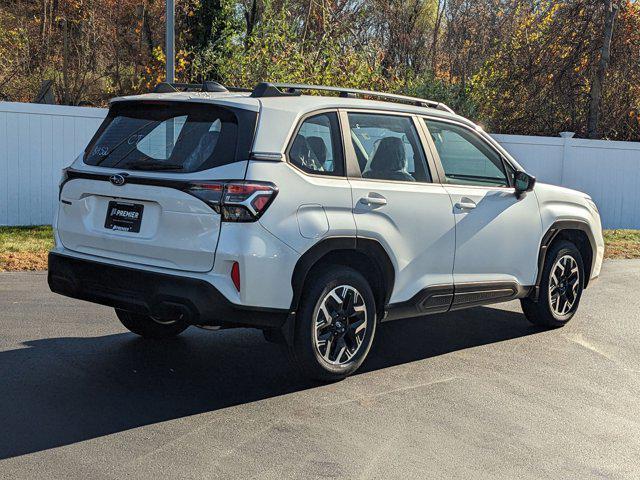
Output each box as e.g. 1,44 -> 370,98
370,137 -> 406,172
306,136 -> 327,164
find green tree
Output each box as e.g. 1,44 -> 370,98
470,1 -> 602,136
194,0 -> 391,90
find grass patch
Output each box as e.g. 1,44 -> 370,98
0,226 -> 639,272
0,226 -> 54,271
603,229 -> 640,259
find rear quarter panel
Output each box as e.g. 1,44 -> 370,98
246,161 -> 356,254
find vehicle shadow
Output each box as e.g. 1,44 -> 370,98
0,305 -> 541,459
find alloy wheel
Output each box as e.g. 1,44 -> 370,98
314,285 -> 368,365
548,254 -> 580,316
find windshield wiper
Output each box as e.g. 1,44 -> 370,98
125,162 -> 184,171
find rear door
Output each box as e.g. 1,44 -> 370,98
57,100 -> 256,272
421,118 -> 542,288
343,110 -> 456,311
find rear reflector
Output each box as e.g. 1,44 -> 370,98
231,262 -> 241,292
185,181 -> 277,222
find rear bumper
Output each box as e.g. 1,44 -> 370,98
48,252 -> 289,329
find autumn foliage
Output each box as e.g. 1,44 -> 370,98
0,0 -> 638,140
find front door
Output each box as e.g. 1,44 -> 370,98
422,118 -> 542,297
343,111 -> 456,315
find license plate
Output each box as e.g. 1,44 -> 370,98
104,201 -> 144,233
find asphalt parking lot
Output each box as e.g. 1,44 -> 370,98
1,260 -> 639,479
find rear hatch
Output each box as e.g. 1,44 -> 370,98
57,100 -> 257,272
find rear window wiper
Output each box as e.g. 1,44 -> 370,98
124,162 -> 185,171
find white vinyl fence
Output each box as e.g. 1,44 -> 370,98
493,134 -> 640,229
0,102 -> 107,226
1,101 -> 639,228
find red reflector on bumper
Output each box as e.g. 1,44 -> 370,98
231,262 -> 240,292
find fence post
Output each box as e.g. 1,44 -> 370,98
559,132 -> 575,185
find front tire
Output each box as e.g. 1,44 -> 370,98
290,266 -> 377,382
521,240 -> 584,327
115,309 -> 189,339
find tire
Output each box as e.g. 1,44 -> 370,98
521,240 -> 585,328
115,309 -> 189,339
290,265 -> 377,382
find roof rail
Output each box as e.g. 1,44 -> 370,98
250,82 -> 455,114
153,81 -> 253,94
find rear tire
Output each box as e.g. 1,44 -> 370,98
115,309 -> 189,339
521,240 -> 584,328
290,265 -> 377,382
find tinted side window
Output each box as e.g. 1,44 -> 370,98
347,113 -> 431,183
289,112 -> 344,176
424,119 -> 508,187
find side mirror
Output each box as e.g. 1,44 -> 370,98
514,171 -> 536,194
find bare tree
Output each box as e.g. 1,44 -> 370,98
587,0 -> 619,139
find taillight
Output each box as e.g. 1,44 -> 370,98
186,181 -> 278,222
222,182 -> 278,222
187,182 -> 225,212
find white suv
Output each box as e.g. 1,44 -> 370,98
49,82 -> 604,381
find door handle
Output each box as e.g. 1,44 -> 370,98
360,196 -> 387,206
455,200 -> 477,210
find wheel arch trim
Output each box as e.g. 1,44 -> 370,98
289,236 -> 395,313
535,219 -> 597,294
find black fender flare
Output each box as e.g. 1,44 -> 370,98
289,236 -> 395,314
535,219 -> 597,293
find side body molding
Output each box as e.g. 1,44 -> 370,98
384,281 -> 531,323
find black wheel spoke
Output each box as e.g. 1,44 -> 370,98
318,330 -> 333,342
334,337 -> 347,363
348,317 -> 366,335
346,289 -> 356,314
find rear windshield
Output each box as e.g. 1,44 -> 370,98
84,102 -> 254,172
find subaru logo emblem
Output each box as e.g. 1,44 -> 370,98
109,174 -> 126,186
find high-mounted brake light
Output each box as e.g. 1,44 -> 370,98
186,181 -> 278,222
